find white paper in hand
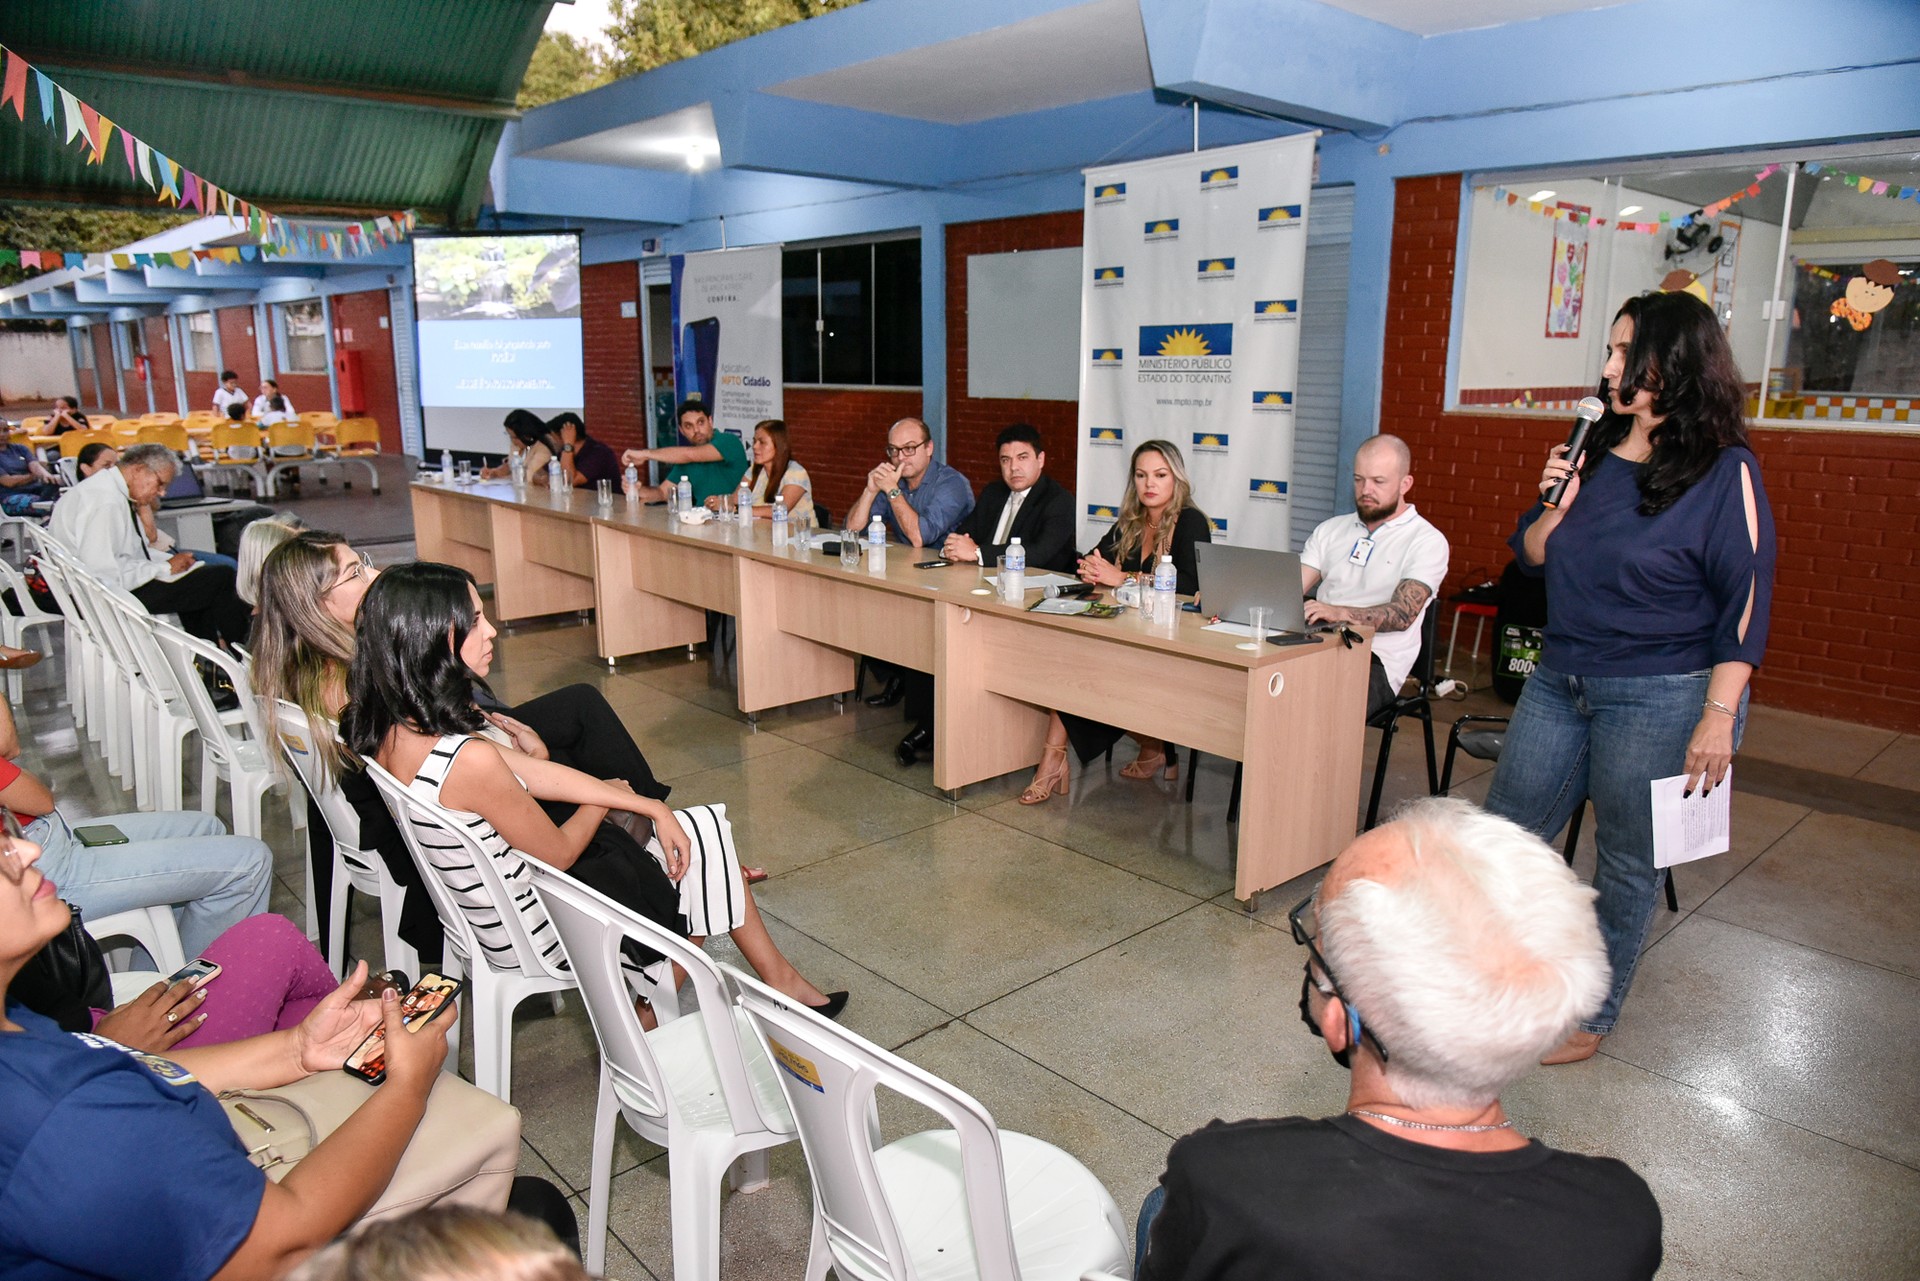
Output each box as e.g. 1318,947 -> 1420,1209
1650,768 -> 1732,869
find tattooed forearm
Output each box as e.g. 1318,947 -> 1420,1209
1340,580 -> 1431,633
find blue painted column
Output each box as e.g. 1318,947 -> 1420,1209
919,216 -> 946,447
1335,168 -> 1395,515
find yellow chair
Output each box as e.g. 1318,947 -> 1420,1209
264,421 -> 316,497
20,416 -> 49,434
135,422 -> 192,452
139,412 -> 181,426
329,417 -> 383,493
89,414 -> 117,427
57,429 -> 115,460
208,421 -> 265,496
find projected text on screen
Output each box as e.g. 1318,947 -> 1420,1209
413,233 -> 584,454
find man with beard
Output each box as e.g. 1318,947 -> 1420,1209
1299,434 -> 1449,718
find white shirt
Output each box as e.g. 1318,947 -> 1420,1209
1300,504 -> 1450,692
212,385 -> 248,416
48,466 -> 169,592
251,393 -> 295,425
991,487 -> 1028,547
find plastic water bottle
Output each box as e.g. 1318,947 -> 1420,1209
771,497 -> 789,546
866,513 -> 887,573
676,475 -> 692,513
623,463 -> 640,503
1151,554 -> 1178,625
1001,535 -> 1026,602
546,457 -> 561,492
440,452 -> 453,484
736,481 -> 754,528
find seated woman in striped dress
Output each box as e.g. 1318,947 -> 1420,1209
339,562 -> 847,1023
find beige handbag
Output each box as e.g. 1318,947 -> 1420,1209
222,1070 -> 521,1222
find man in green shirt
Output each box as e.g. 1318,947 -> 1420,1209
621,400 -> 748,503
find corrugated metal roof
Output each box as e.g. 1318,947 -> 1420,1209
0,0 -> 553,219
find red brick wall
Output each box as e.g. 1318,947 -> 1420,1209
183,367 -> 217,414
275,370 -> 331,417
75,325 -> 102,407
945,211 -> 1083,499
329,291 -> 403,451
217,307 -> 259,388
140,317 -> 177,413
785,386 -> 924,524
582,261 -> 645,455
1383,173 -> 1920,733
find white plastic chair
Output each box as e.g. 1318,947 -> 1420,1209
366,760 -> 676,1103
54,558 -> 136,785
22,528 -> 95,729
0,556 -> 62,703
92,585 -> 199,812
732,968 -> 1131,1281
86,903 -> 188,977
523,856 -> 787,1279
272,701 -> 419,980
148,620 -> 303,842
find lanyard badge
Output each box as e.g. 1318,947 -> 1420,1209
1348,537 -> 1375,567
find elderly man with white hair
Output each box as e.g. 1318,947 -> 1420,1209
1136,798 -> 1663,1281
49,441 -> 253,647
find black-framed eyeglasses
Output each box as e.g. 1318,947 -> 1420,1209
0,806 -> 28,885
884,439 -> 930,460
1289,893 -> 1390,1063
323,549 -> 375,596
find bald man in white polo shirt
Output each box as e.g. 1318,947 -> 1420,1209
1301,434 -> 1450,718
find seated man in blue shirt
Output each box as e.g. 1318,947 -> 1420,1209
845,417 -> 974,712
0,438 -> 58,515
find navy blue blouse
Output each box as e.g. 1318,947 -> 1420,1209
1511,445 -> 1774,677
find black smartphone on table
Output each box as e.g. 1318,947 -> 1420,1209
342,973 -> 465,1085
915,559 -> 952,569
73,824 -> 129,847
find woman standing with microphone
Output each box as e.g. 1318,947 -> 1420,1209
1485,289 -> 1775,1064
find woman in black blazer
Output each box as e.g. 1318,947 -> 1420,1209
1021,439 -> 1211,804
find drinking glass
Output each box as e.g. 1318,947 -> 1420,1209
1238,606 -> 1272,651
996,556 -> 1025,604
839,530 -> 861,569
595,478 -> 613,507
455,460 -> 472,485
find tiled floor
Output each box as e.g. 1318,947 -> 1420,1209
12,620 -> 1920,1280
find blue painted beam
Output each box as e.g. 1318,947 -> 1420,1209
1140,0 -> 1413,132
494,152 -> 693,224
77,273 -> 177,303
718,93 -> 957,189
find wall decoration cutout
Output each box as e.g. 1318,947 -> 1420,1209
1545,202 -> 1589,338
1659,269 -> 1710,305
1832,258 -> 1900,330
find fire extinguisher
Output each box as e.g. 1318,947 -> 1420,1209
134,354 -> 151,383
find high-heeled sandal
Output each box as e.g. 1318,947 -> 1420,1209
1020,743 -> 1071,805
743,867 -> 769,886
1118,749 -> 1174,781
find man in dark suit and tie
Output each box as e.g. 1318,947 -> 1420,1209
893,424 -> 1078,766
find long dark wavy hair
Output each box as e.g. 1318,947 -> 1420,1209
1581,290 -> 1749,516
339,562 -> 489,759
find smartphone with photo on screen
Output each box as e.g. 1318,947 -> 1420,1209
341,973 -> 465,1085
165,958 -> 222,988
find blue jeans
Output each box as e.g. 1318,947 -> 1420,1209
26,810 -> 274,957
1483,664 -> 1746,1034
186,550 -> 238,571
1136,1184 -> 1166,1273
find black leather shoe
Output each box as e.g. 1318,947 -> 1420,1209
865,675 -> 905,707
895,725 -> 933,767
806,991 -> 850,1021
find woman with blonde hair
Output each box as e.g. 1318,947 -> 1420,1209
235,517 -> 303,608
1021,439 -> 1211,804
289,1205 -> 588,1281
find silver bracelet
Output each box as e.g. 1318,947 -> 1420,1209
1704,698 -> 1738,718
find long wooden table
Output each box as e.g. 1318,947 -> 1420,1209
413,479 -> 1373,902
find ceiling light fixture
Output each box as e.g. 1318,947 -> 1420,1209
1617,205 -> 1642,217
1527,189 -> 1556,203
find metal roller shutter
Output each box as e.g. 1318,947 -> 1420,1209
1293,185 -> 1354,549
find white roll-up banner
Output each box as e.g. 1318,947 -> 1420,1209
669,246 -> 784,445
1076,135 -> 1316,550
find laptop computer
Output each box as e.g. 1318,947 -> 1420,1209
158,462 -> 225,510
1195,543 -> 1310,636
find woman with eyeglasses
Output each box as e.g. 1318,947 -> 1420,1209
339,563 -> 846,1021
254,532 -> 709,967
0,813 -> 467,1280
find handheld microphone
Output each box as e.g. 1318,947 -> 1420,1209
1543,396 -> 1607,509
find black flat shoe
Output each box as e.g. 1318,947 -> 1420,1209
806,991 -> 850,1021
865,675 -> 905,707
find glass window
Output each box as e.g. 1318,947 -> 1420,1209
781,249 -> 820,386
873,239 -> 922,387
1452,143 -> 1920,426
279,300 -> 328,373
780,237 -> 922,387
117,319 -> 145,363
183,312 -> 216,372
72,325 -> 95,369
